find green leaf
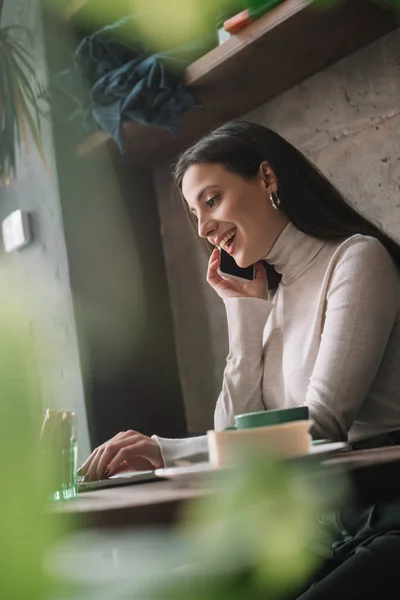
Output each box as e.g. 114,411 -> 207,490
8,48 -> 40,111
0,27 -> 48,177
0,47 -> 18,176
15,75 -> 49,170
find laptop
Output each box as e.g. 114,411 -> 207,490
78,470 -> 160,493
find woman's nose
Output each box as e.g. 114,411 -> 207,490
197,215 -> 216,239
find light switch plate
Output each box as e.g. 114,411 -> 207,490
2,210 -> 32,253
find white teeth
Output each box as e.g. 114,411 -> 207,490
220,229 -> 236,250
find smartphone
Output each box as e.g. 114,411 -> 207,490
217,248 -> 255,282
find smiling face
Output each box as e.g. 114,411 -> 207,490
181,162 -> 290,267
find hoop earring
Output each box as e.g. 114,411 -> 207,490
269,192 -> 281,210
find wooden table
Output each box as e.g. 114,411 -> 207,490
50,480 -> 205,530
51,446 -> 400,530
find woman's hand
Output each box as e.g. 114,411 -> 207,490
78,430 -> 164,481
207,248 -> 269,301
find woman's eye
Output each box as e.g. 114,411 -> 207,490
206,195 -> 218,208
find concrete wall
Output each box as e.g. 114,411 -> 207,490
0,1 -> 90,459
153,26 -> 400,433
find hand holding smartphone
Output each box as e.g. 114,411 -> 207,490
217,248 -> 255,282
207,248 -> 268,301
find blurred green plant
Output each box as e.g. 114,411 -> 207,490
178,455 -> 347,599
0,297 -> 348,600
45,0 -> 243,52
0,306 -> 72,600
46,0 -> 400,39
0,24 -> 48,180
47,454 -> 347,600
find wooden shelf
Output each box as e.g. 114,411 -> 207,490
77,0 -> 399,166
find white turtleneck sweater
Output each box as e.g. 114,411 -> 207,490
154,224 -> 400,467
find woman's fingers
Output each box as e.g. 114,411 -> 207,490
207,252 -> 268,300
207,247 -> 219,271
95,430 -> 139,478
207,248 -> 224,288
79,445 -> 105,477
80,430 -> 163,481
78,431 -> 126,476
114,456 -> 155,472
85,447 -> 105,481
107,439 -> 163,476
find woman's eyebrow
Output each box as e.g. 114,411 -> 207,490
197,185 -> 217,203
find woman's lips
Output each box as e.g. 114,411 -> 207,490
226,237 -> 235,256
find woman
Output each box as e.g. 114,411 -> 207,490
81,121 -> 400,480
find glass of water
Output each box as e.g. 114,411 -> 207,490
40,409 -> 78,501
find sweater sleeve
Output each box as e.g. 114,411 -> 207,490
214,297 -> 273,430
306,238 -> 399,442
153,299 -> 272,465
151,434 -> 209,468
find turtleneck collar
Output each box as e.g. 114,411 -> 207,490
265,222 -> 325,284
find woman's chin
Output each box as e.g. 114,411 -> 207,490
238,257 -> 259,269
233,246 -> 255,268
234,255 -> 250,268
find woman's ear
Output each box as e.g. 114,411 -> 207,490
259,161 -> 278,193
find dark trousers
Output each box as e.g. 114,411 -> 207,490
294,431 -> 400,598
297,533 -> 400,599
292,501 -> 400,599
